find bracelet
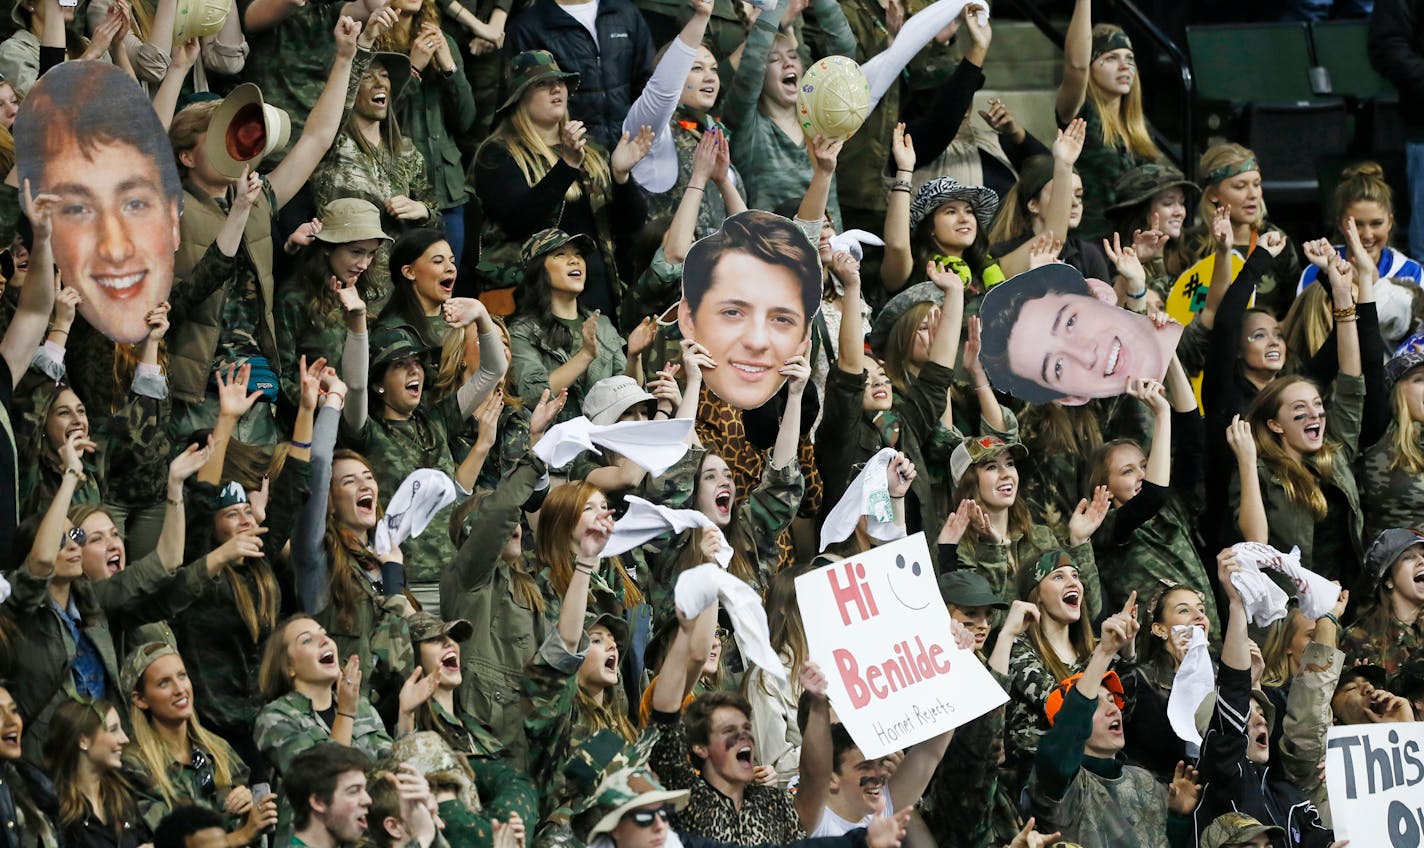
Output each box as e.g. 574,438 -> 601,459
64,467 -> 82,479
1331,304 -> 1357,320
892,179 -> 912,191
686,184 -> 705,193
290,439 -> 312,449
1336,315 -> 1358,323
972,383 -> 990,391
1321,612 -> 1341,629
336,712 -> 357,720
1127,288 -> 1147,299
166,496 -> 182,507
50,328 -> 68,337
895,168 -> 912,175
653,409 -> 671,419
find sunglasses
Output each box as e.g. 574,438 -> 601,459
623,805 -> 673,828
61,527 -> 86,550
191,748 -> 215,791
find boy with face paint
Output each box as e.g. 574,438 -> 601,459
1027,594 -> 1202,847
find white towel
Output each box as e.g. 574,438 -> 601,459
1246,544 -> 1341,621
532,416 -> 693,475
1166,625 -> 1213,750
829,229 -> 885,262
601,495 -> 733,567
374,469 -> 458,556
861,0 -> 978,109
675,563 -> 788,686
819,448 -> 905,552
0,572 -> 11,605
1228,542 -> 1293,626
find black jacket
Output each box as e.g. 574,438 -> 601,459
1369,0 -> 1424,137
507,0 -> 655,149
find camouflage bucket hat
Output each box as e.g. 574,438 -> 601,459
1365,527 -> 1424,589
407,611 -> 474,644
369,328 -> 424,370
1200,812 -> 1284,848
121,641 -> 180,700
908,177 -> 999,234
868,280 -> 942,357
390,731 -> 482,813
521,228 -> 596,266
498,50 -> 581,117
585,766 -> 691,838
1385,348 -> 1424,388
316,198 -> 390,245
1107,163 -> 1199,214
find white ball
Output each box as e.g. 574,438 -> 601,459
796,56 -> 871,141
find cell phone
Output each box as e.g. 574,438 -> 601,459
252,783 -> 272,804
58,0 -> 77,7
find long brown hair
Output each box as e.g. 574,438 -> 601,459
1246,376 -> 1338,520
324,449 -> 387,631
535,482 -> 644,608
1085,25 -> 1162,161
952,461 -> 1034,545
882,301 -> 935,394
257,615 -> 320,701
45,699 -> 142,832
448,490 -> 544,614
374,0 -> 440,53
756,563 -> 813,696
1280,281 -> 1333,361
1023,579 -> 1096,684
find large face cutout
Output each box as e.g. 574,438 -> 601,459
979,265 -> 1183,405
15,62 -> 180,345
678,211 -> 820,410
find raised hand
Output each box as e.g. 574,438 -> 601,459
830,250 -> 861,289
1166,761 -> 1202,815
1007,817 -> 1062,848
1210,204 -> 1233,253
865,807 -> 913,848
334,15 -> 361,58
211,525 -> 267,566
53,285 -> 81,330
886,452 -> 916,498
1052,117 -> 1087,166
808,133 -> 845,175
780,354 -> 810,396
961,1 -> 990,49
336,655 -> 362,714
216,363 -> 264,421
60,431 -> 95,475
171,38 -> 201,72
232,167 -> 263,212
1216,548 -> 1243,606
167,438 -> 211,485
1103,232 -> 1145,289
21,179 -> 60,242
358,5 -> 400,48
627,315 -> 657,358
891,122 -> 915,174
577,507 -> 615,558
473,387 -> 505,449
927,257 -> 964,293
1225,414 -> 1256,467
680,339 -> 716,382
442,297 -> 489,329
1342,217 -> 1378,286
579,311 -> 601,354
1126,376 -> 1169,416
798,660 -> 829,698
1259,228 -> 1288,258
1302,237 -> 1335,271
611,125 -> 655,179
332,276 -> 367,315
530,388 -> 568,444
690,128 -> 719,184
1001,599 -> 1039,639
398,666 -> 439,716
1132,213 -> 1170,262
978,98 -> 1023,143
1067,485 -> 1111,546
648,363 -> 682,413
1027,230 -> 1060,269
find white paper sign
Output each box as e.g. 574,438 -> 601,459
1326,723 -> 1424,847
795,533 -> 1008,758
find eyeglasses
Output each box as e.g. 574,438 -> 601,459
713,628 -> 729,644
191,748 -> 215,791
61,527 -> 86,550
623,805 -> 673,828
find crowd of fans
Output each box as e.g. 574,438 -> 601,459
0,0 -> 1414,845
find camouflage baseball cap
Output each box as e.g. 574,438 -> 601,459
1200,813 -> 1283,848
369,327 -> 424,370
499,50 -> 581,117
520,228 -> 596,266
1017,550 -> 1075,601
315,198 -> 390,245
1385,348 -> 1424,388
120,641 -> 180,700
949,434 -> 1027,486
1107,163 -> 1198,214
407,611 -> 473,644
587,612 -> 630,649
1365,527 -> 1424,588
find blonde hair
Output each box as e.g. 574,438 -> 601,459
1246,376 -> 1338,520
1258,605 -> 1307,689
374,0 -> 441,53
127,658 -> 239,809
1280,282 -> 1333,360
1197,143 -> 1267,232
486,101 -> 611,204
1387,381 -> 1424,475
1086,25 -> 1162,161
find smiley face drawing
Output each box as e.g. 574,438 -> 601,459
886,553 -> 934,611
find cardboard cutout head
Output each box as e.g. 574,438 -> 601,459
679,210 -> 822,410
978,265 -> 1183,405
14,61 -> 181,345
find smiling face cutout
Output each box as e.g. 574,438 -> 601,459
885,552 -> 935,611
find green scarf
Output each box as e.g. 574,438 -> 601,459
931,254 -> 1006,292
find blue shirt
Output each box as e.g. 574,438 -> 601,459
51,596 -> 106,701
1296,245 -> 1423,293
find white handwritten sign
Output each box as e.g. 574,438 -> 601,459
796,533 -> 1008,758
1326,723 -> 1424,847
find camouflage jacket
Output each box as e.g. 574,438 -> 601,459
647,708 -> 804,843
130,736 -> 251,833
507,313 -> 627,429
1004,632 -> 1088,794
254,691 -> 392,845
1359,422 -> 1424,541
641,446 -> 804,615
344,394 -> 468,585
956,526 -> 1101,618
273,281 -> 352,408
1341,617 -> 1424,677
641,112 -> 747,249
311,133 -> 438,319
424,701 -> 540,848
1070,98 -> 1158,241
441,455 -> 548,770
921,666 -> 1019,848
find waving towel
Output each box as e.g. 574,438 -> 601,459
675,563 -> 788,685
375,469 -> 458,556
1228,541 -> 1294,626
819,448 -> 905,552
602,495 -> 733,567
533,416 -> 693,475
1167,625 -> 1213,751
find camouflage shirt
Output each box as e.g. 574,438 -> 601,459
1359,422 -> 1424,541
423,701 -> 540,848
130,736 -> 252,833
1070,98 -> 1158,241
956,526 -> 1101,619
1004,632 -> 1088,794
1341,617 -> 1424,677
238,1 -> 344,169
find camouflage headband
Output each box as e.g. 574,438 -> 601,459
1204,157 -> 1259,188
1092,28 -> 1133,61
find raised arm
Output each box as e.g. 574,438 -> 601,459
1,183 -> 57,387
624,0 -> 712,157
834,253 -> 866,375
444,299 -> 508,418
1226,415 -> 1266,544
292,388 -> 346,613
772,357 -> 810,471
722,0 -> 782,133
198,364 -> 263,485
556,508 -> 614,651
153,40 -> 202,129
881,124 -> 916,293
997,121 -> 1085,279
24,434 -> 85,575
793,664 -> 832,832
1054,0 -> 1092,125
925,260 -> 965,371
796,135 -> 842,229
